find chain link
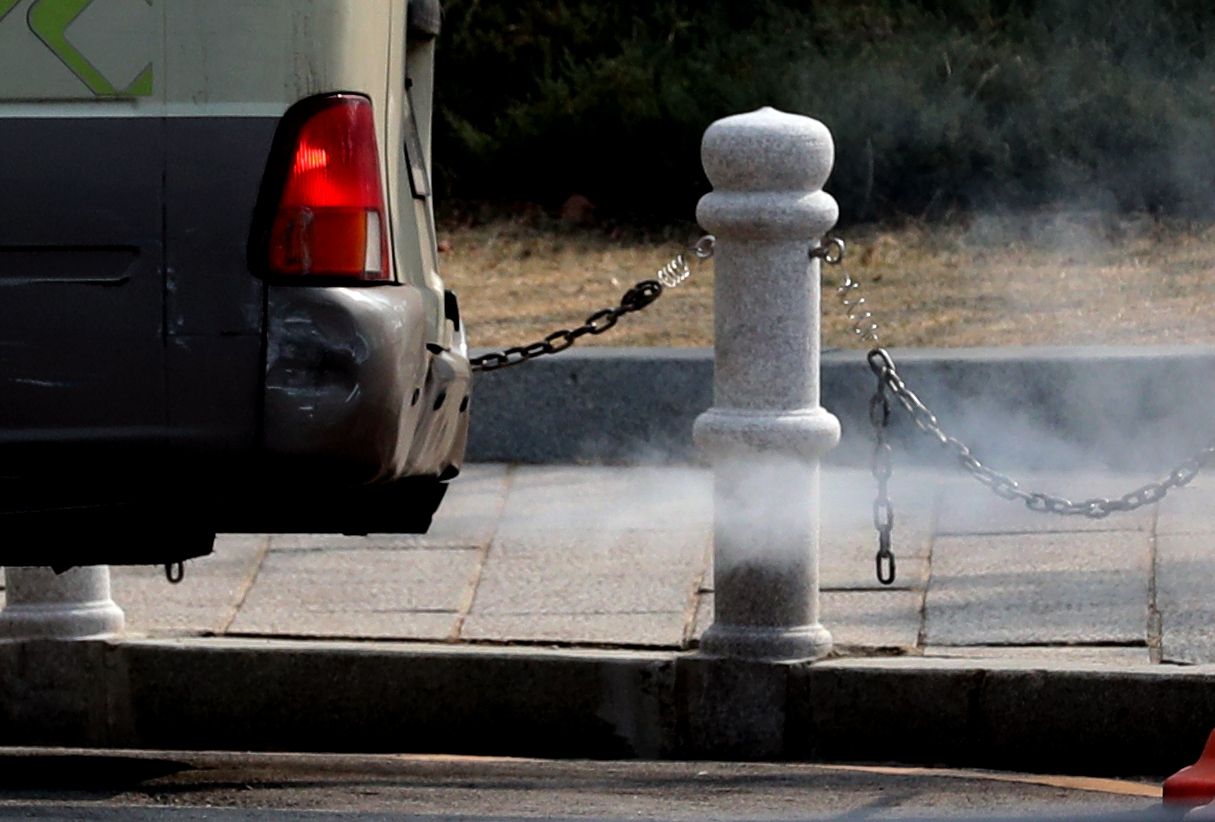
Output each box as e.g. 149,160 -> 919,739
867,346 -> 1215,518
469,236 -> 714,373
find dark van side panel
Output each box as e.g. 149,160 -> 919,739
165,117 -> 276,338
0,115 -> 279,501
0,117 -> 167,492
164,117 -> 279,456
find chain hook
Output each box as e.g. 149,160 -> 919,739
810,237 -> 846,265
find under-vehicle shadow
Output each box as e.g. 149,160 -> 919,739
0,754 -> 193,798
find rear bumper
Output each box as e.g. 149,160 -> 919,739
263,283 -> 470,486
0,284 -> 470,561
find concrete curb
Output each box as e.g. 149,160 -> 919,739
3,637 -> 1212,775
468,346 -> 1215,470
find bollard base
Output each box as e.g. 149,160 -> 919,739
699,622 -> 832,662
0,601 -> 124,641
0,567 -> 124,641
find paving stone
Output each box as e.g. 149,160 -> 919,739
822,590 -> 922,649
497,466 -> 712,534
923,645 -> 1152,664
419,463 -> 512,547
925,531 -> 1150,645
936,473 -> 1152,535
471,566 -> 696,616
234,608 -> 457,640
228,547 -> 478,639
1156,477 -> 1215,536
269,534 -> 470,552
111,534 -> 266,635
1157,532 -> 1215,663
468,529 -> 707,616
460,611 -> 690,647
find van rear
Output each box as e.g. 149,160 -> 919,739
0,0 -> 468,567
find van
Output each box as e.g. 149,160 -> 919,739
0,0 -> 469,567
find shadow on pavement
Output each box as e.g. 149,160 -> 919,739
0,754 -> 193,796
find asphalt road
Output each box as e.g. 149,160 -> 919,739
0,750 -> 1181,821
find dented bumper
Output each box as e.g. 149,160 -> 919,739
263,284 -> 470,487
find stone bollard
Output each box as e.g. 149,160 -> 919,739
0,566 -> 124,640
693,107 -> 841,661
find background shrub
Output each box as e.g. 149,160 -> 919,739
434,0 -> 1215,226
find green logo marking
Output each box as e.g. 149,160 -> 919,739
27,0 -> 153,97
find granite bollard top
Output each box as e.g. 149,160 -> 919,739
697,106 -> 839,241
701,106 -> 834,192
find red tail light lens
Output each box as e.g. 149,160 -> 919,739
266,96 -> 390,281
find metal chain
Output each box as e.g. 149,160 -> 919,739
867,347 -> 1215,518
869,369 -> 896,585
817,239 -> 895,583
469,236 -> 715,373
822,237 -> 1215,585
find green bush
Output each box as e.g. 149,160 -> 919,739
434,0 -> 1215,226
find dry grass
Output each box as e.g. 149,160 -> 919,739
438,213 -> 1215,350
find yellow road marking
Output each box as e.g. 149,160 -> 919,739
816,763 -> 1162,798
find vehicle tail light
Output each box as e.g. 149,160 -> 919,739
263,95 -> 390,281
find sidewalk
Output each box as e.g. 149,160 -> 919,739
99,462 -> 1215,666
